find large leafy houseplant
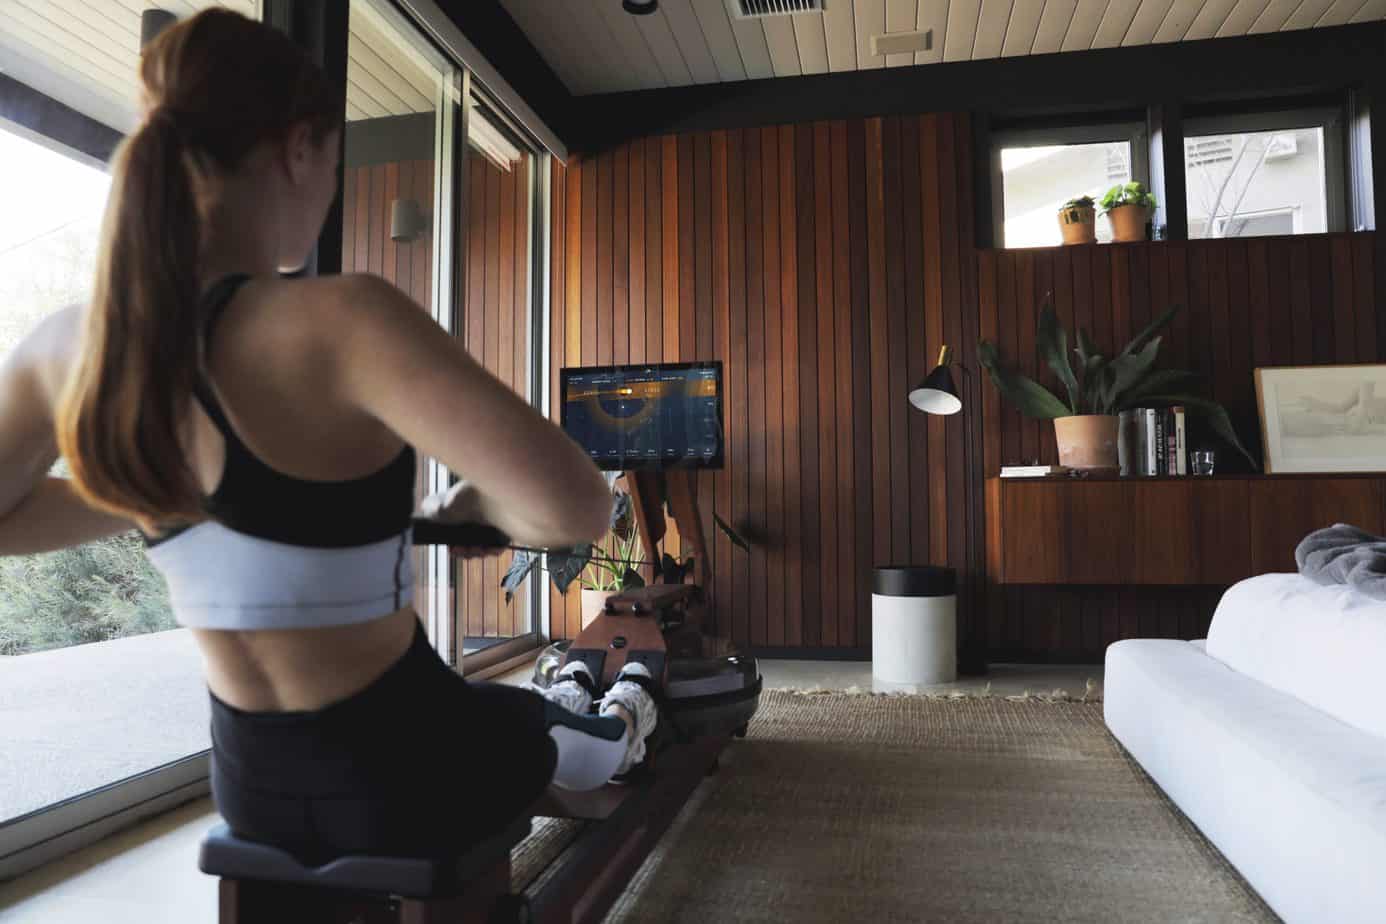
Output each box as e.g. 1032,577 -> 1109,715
977,300 -> 1256,467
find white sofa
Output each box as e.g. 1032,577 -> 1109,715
1105,574 -> 1386,923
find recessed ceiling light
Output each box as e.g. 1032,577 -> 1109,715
623,0 -> 658,14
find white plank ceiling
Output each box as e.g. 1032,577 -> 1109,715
0,0 -> 432,138
499,0 -> 1386,95
0,0 -> 258,134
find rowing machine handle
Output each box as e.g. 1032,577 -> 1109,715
410,519 -> 511,549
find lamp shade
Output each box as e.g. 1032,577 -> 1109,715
909,363 -> 962,415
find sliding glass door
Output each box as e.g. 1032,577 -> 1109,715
341,0 -> 461,661
457,98 -> 544,667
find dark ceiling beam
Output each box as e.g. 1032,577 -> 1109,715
433,0 -> 578,153
0,73 -> 122,165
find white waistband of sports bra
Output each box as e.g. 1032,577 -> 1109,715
146,521 -> 415,630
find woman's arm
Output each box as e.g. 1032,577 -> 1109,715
0,309 -> 136,554
0,477 -> 134,554
328,275 -> 612,549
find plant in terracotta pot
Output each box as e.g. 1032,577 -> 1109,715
1100,181 -> 1157,242
1058,195 -> 1097,245
977,299 -> 1255,472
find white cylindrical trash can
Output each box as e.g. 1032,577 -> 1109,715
872,566 -> 956,685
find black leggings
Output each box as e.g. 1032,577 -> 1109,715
210,620 -> 557,864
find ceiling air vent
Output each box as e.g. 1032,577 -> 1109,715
727,0 -> 826,19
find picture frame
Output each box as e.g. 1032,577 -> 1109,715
1255,364 -> 1386,473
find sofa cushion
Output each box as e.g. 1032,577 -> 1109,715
1206,573 -> 1386,740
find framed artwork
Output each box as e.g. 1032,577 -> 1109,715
1255,365 -> 1386,473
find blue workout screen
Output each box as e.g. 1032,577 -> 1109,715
561,363 -> 723,471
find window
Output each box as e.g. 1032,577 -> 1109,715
342,0 -> 462,660
341,1 -> 548,671
992,122 -> 1149,248
1183,109 -> 1345,239
457,99 -> 543,665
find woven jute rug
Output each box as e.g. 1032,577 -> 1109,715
586,689 -> 1276,924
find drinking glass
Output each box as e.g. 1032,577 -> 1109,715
1191,450 -> 1215,476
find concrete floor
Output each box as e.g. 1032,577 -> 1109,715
0,659 -> 1101,923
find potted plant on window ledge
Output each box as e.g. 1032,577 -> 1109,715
1101,181 -> 1157,242
1058,195 -> 1097,245
978,299 -> 1256,472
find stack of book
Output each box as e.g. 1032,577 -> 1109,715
999,465 -> 1069,478
1120,407 -> 1187,477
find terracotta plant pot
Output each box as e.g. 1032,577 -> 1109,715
1106,204 -> 1149,242
580,588 -> 610,629
1054,415 -> 1120,472
1058,205 -> 1096,245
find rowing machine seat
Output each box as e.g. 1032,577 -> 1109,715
200,819 -> 530,923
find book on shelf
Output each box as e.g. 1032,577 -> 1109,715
1142,409 -> 1158,476
999,465 -> 1069,478
1173,406 -> 1187,476
1124,407 -> 1189,477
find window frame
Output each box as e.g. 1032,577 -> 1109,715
989,120 -> 1151,249
1181,105 -> 1348,238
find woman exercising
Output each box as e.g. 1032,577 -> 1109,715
0,10 -> 654,861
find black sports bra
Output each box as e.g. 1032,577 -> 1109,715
190,274 -> 416,548
143,275 -> 420,631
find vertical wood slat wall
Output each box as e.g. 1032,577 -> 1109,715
460,154 -> 532,642
979,232 -> 1379,661
547,115 -> 983,651
343,155 -> 532,644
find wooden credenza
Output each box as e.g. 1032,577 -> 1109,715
986,475 -> 1386,585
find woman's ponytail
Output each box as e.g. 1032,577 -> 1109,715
53,9 -> 340,533
57,110 -> 206,532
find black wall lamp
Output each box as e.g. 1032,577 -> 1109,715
623,0 -> 658,14
909,345 -> 964,415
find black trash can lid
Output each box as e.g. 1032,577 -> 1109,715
873,566 -> 956,598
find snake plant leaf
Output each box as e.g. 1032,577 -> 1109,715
1037,302 -> 1080,413
502,549 -> 539,605
979,340 -> 1073,419
1103,337 -> 1163,411
1115,370 -> 1203,407
547,544 -> 593,595
1139,395 -> 1259,469
713,511 -> 750,551
1121,304 -> 1180,357
1074,328 -> 1099,369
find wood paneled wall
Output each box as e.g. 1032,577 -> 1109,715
978,232 -> 1380,661
459,154 -> 533,642
547,115 -> 984,654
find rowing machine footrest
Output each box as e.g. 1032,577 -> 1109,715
561,648 -> 607,694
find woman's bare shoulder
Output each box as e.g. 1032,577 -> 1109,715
8,305 -> 87,405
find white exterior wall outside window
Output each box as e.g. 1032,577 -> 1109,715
1185,128 -> 1328,239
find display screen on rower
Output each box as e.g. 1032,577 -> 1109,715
560,362 -> 724,471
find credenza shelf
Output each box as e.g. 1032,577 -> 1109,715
985,474 -> 1386,585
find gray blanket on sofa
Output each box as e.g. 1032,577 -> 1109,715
1295,523 -> 1386,602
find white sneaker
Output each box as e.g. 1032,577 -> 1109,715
598,662 -> 659,776
531,660 -> 595,716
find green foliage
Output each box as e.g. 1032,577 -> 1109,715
1099,181 -> 1157,213
1062,195 -> 1095,210
0,533 -> 174,657
977,298 -> 1258,467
